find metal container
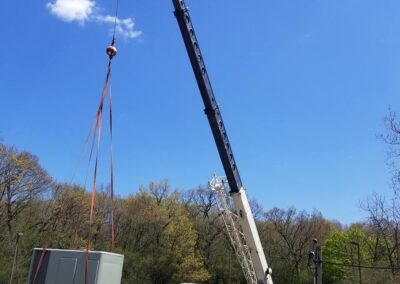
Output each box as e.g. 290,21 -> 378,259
28,248 -> 124,284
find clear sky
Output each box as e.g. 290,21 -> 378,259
1,0 -> 400,224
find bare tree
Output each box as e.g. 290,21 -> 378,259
381,109 -> 400,194
361,108 -> 400,278
249,198 -> 264,221
140,179 -> 172,205
264,207 -> 332,283
362,194 -> 400,277
189,186 -> 217,219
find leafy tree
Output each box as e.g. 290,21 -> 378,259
51,184 -> 91,249
0,143 -> 51,235
117,181 -> 210,283
0,143 -> 52,283
323,226 -> 400,284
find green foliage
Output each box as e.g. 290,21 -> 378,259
323,231 -> 351,283
0,142 -> 52,283
117,183 -> 210,283
323,228 -> 375,284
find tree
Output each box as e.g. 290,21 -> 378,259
361,194 -> 400,282
381,109 -> 400,193
362,110 -> 400,281
117,181 -> 210,283
50,184 -> 91,249
0,143 -> 52,282
181,186 -> 246,283
0,143 -> 52,235
263,207 -> 335,284
323,227 -> 377,283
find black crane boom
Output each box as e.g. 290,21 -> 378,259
172,0 -> 243,193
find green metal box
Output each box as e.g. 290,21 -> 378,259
28,248 -> 124,284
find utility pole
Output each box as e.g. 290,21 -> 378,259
315,245 -> 322,284
309,239 -> 322,284
9,232 -> 23,284
229,249 -> 232,284
351,241 -> 362,284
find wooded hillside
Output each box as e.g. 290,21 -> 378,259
1,141 -> 400,283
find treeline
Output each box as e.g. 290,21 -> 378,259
1,140 -> 400,284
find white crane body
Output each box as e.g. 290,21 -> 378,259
231,189 -> 272,283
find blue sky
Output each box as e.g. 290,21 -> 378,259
1,0 -> 400,224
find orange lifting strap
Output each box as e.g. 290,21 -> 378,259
84,38 -> 117,284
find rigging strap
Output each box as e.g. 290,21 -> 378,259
85,52 -> 115,284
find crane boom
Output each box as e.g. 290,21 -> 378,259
172,0 -> 242,194
172,1 -> 273,283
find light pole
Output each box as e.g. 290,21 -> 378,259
351,241 -> 362,284
9,232 -> 23,284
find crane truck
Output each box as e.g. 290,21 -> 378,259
172,1 -> 273,283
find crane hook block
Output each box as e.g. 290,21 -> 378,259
106,45 -> 117,59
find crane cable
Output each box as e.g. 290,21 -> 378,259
108,0 -> 119,253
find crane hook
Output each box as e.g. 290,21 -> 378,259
106,45 -> 117,59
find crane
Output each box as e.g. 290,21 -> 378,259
171,1 -> 273,283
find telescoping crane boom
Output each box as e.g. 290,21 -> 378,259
172,1 -> 273,283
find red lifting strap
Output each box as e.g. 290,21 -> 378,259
32,243 -> 48,284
